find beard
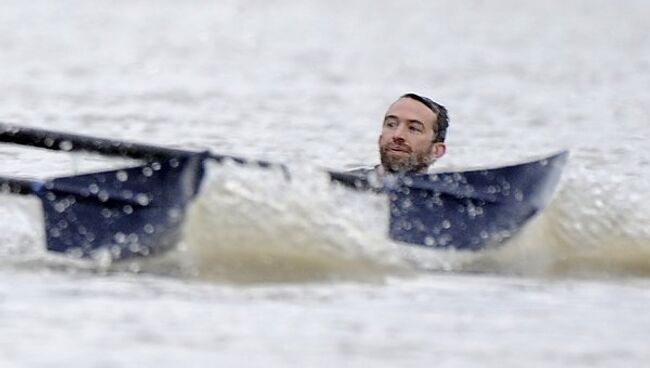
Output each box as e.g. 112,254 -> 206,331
379,145 -> 431,174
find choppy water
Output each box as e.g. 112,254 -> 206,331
1,0 -> 650,366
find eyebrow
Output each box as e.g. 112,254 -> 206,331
407,119 -> 424,128
384,115 -> 423,123
384,115 -> 425,126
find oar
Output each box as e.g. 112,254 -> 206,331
0,122 -> 287,170
0,122 -> 352,259
0,141 -> 207,259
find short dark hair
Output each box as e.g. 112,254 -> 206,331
401,93 -> 449,143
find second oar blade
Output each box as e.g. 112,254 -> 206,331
386,151 -> 568,249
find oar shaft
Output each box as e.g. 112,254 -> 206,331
0,123 -> 290,173
207,153 -> 291,179
0,122 -> 193,161
0,176 -> 40,196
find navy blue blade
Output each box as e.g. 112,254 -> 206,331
332,151 -> 568,250
34,153 -> 207,259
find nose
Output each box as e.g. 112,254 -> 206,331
392,124 -> 407,142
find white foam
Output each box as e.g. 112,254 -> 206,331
0,194 -> 46,258
434,166 -> 650,277
181,161 -> 410,282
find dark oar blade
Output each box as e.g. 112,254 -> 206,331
34,153 -> 206,259
387,151 -> 569,249
328,151 -> 568,250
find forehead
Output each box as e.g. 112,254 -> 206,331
385,98 -> 437,128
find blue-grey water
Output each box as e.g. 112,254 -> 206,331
1,0 -> 650,366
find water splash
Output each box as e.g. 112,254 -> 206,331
0,194 -> 100,273
182,161 -> 410,283
3,160 -> 649,281
0,194 -> 44,258
442,166 -> 650,277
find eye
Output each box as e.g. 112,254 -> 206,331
384,119 -> 398,128
409,125 -> 423,133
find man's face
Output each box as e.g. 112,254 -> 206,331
378,97 -> 445,173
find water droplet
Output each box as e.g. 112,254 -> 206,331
116,171 -> 128,182
167,208 -> 181,220
123,205 -> 133,214
142,167 -> 153,177
135,194 -> 150,206
143,224 -> 155,234
113,232 -> 126,244
438,235 -> 451,246
129,242 -> 141,253
514,191 -> 524,201
88,184 -> 99,194
49,228 -> 61,238
98,190 -> 109,202
58,140 -> 73,151
54,202 -> 67,213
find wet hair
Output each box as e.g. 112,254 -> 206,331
400,93 -> 449,143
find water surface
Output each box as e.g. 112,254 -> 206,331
1,0 -> 649,366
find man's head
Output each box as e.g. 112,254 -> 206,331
378,93 -> 448,173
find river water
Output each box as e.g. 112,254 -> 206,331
1,0 -> 649,366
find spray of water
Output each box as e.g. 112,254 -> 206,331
0,195 -> 44,258
182,161 -> 411,283
450,167 -> 650,277
0,194 -> 100,272
3,160 -> 649,281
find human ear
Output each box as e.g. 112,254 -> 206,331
430,142 -> 446,160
